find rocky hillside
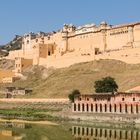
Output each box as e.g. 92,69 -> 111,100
0,35 -> 22,57
0,59 -> 15,70
3,59 -> 140,98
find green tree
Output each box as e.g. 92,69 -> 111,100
68,89 -> 80,102
94,76 -> 118,93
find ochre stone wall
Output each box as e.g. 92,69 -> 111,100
15,57 -> 33,73
5,21 -> 140,69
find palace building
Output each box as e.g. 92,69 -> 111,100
72,92 -> 140,114
6,21 -> 140,71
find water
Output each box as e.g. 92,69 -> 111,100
0,121 -> 140,140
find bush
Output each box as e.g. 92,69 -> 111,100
68,89 -> 80,102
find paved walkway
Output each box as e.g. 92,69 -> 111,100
0,98 -> 69,103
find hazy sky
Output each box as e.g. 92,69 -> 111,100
0,0 -> 140,44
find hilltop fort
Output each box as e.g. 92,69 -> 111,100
1,21 -> 140,83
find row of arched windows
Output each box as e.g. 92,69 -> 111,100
74,103 -> 139,114
73,126 -> 139,140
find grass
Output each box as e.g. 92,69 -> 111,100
2,59 -> 140,98
0,106 -> 62,121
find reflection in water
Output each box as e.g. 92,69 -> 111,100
0,121 -> 140,140
72,125 -> 140,140
0,122 -> 30,140
0,121 -> 74,140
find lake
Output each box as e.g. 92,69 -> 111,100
0,121 -> 140,140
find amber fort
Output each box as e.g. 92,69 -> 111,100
1,21 -> 140,83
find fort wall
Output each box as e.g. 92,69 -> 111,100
4,21 -> 140,72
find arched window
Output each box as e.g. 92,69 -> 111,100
100,104 -> 102,112
120,104 -> 122,113
109,104 -> 112,112
91,104 -> 93,112
131,104 -> 133,113
136,104 -> 138,114
114,104 -> 116,112
87,104 -> 89,112
82,104 -> 85,112
95,104 -> 98,112
78,104 -> 80,111
74,103 -> 76,111
125,104 -> 128,113
105,104 -> 107,112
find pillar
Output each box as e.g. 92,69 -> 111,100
122,104 -> 126,114
127,104 -> 131,114
97,104 -> 100,113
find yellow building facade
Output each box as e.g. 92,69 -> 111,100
7,21 -> 140,69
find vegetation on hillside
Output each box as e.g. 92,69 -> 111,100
2,59 -> 140,98
94,76 -> 118,93
68,89 -> 80,102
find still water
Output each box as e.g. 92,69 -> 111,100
0,121 -> 140,140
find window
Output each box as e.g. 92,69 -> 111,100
74,103 -> 76,111
100,104 -> 102,112
27,40 -> 29,44
87,98 -> 89,101
114,104 -> 116,112
105,104 -> 107,112
133,98 -> 135,101
109,104 -> 112,112
82,104 -> 85,112
87,104 -> 89,112
78,104 -> 80,111
95,104 -> 97,112
122,98 -> 124,101
136,104 -> 138,113
125,104 -> 128,113
48,51 -> 51,56
120,104 -> 122,113
91,104 -> 93,112
131,104 -> 133,113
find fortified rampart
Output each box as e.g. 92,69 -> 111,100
1,21 -> 140,79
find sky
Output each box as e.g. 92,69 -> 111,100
0,0 -> 140,44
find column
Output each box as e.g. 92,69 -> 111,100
122,104 -> 126,114
127,104 -> 131,114
97,104 -> 100,113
